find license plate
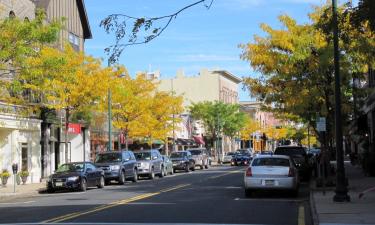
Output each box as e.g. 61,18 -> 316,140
172,163 -> 177,166
55,182 -> 63,187
264,180 -> 275,186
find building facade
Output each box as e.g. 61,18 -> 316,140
0,0 -> 92,184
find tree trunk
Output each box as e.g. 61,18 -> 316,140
41,108 -> 50,178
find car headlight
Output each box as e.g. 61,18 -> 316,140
67,176 -> 79,181
110,165 -> 120,171
180,161 -> 186,164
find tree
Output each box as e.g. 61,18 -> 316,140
0,10 -> 61,101
16,44 -> 120,162
240,3 -> 375,152
100,0 -> 214,64
189,101 -> 246,160
240,116 -> 260,141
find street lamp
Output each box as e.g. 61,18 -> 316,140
332,0 -> 350,202
108,59 -> 112,151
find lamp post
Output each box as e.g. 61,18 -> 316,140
108,59 -> 112,151
332,0 -> 350,202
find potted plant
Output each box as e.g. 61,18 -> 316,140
18,170 -> 29,184
0,169 -> 10,187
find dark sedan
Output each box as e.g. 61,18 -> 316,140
46,162 -> 105,192
231,153 -> 251,166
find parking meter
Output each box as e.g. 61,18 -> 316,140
12,163 -> 18,193
12,163 -> 18,175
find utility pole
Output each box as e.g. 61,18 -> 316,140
332,0 -> 350,202
108,59 -> 112,151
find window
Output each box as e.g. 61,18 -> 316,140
9,11 -> 15,18
68,32 -> 80,51
86,163 -> 96,171
21,143 -> 28,171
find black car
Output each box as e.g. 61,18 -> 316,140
170,151 -> 195,172
47,162 -> 104,192
274,146 -> 312,180
231,153 -> 251,166
95,151 -> 138,185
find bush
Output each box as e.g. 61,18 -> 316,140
18,170 -> 29,177
0,169 -> 10,178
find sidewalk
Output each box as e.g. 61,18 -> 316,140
311,162 -> 375,225
0,182 -> 46,202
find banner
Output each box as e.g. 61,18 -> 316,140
68,123 -> 81,134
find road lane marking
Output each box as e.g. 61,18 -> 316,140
298,205 -> 305,225
0,200 -> 35,205
208,169 -> 243,179
234,197 -> 306,203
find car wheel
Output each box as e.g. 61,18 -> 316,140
191,165 -> 195,171
149,168 -> 155,179
205,163 -> 209,169
105,180 -> 110,185
244,188 -> 252,198
80,178 -> 87,192
132,169 -> 138,183
185,164 -> 189,172
159,166 -> 165,178
47,187 -> 55,193
173,168 -> 176,174
118,170 -> 125,185
98,176 -> 105,188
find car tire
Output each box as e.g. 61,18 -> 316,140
244,188 -> 252,198
118,170 -> 125,185
132,169 -> 138,183
159,166 -> 165,178
105,180 -> 111,186
185,164 -> 189,172
173,168 -> 176,174
191,165 -> 195,171
149,168 -> 155,180
80,178 -> 87,192
98,176 -> 105,188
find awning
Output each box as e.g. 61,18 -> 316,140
193,136 -> 205,145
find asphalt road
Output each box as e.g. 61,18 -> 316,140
0,165 -> 312,225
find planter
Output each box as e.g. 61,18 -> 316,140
21,176 -> 28,185
1,176 -> 8,186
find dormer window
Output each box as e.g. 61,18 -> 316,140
9,11 -> 15,18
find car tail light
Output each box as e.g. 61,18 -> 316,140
245,167 -> 252,177
288,168 -> 296,177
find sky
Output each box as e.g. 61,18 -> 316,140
84,0 -> 355,101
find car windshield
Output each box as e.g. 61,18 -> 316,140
252,158 -> 290,167
274,147 -> 306,156
226,152 -> 235,156
189,150 -> 202,155
134,152 -> 151,160
95,153 -> 122,163
237,150 -> 250,155
56,163 -> 85,172
170,152 -> 187,158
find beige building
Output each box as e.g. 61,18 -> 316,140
0,0 -> 91,183
158,69 -> 242,156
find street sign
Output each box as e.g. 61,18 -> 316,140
317,117 -> 326,132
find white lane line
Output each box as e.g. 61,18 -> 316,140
125,202 -> 176,205
0,200 -> 35,205
234,197 -> 305,203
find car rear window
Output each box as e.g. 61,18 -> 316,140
274,147 -> 306,156
252,158 -> 290,167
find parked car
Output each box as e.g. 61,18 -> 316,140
134,150 -> 164,179
187,148 -> 209,169
170,151 -> 195,172
95,151 -> 138,185
223,152 -> 236,164
47,162 -> 104,193
231,152 -> 251,166
274,146 -> 312,181
236,148 -> 253,158
244,155 -> 299,197
162,155 -> 174,176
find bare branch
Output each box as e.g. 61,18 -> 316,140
100,0 -> 215,64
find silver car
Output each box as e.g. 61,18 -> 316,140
134,150 -> 164,179
187,148 -> 209,169
244,155 -> 299,197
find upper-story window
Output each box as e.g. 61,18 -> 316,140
68,32 -> 80,51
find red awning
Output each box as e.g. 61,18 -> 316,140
193,136 -> 205,145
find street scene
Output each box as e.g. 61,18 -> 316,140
0,0 -> 375,225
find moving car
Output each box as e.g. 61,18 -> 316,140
274,145 -> 312,181
223,152 -> 236,164
47,162 -> 104,192
170,151 -> 195,172
162,155 -> 174,176
237,148 -> 253,158
134,149 -> 164,179
95,150 -> 138,185
231,152 -> 251,166
187,148 -> 209,169
244,155 -> 299,197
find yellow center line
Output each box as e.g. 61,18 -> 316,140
298,205 -> 305,225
